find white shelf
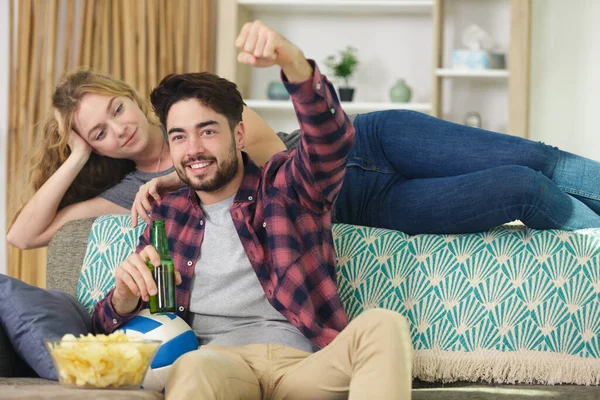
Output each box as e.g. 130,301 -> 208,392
238,0 -> 434,15
246,99 -> 432,113
436,69 -> 510,79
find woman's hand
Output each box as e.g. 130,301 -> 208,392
131,171 -> 183,227
68,130 -> 92,158
55,109 -> 92,159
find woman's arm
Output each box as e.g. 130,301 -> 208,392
241,106 -> 287,165
7,146 -> 128,249
8,196 -> 127,249
7,129 -> 126,250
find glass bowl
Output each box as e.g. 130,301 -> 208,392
44,337 -> 161,389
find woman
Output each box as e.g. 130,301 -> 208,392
8,70 -> 600,249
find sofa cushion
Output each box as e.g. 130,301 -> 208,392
77,215 -> 145,314
77,215 -> 600,385
333,224 -> 600,384
46,217 -> 96,297
0,383 -> 163,399
0,275 -> 92,380
0,377 -> 56,385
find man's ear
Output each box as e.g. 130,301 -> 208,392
235,121 -> 246,150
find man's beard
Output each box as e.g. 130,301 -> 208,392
177,144 -> 239,192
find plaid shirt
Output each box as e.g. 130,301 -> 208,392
92,61 -> 354,349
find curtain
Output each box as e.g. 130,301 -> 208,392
6,0 -> 216,287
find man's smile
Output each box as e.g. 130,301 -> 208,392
187,160 -> 214,174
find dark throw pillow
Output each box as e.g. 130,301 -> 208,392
0,274 -> 92,380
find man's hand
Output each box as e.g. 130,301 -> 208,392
131,172 -> 183,227
111,245 -> 182,315
235,20 -> 312,83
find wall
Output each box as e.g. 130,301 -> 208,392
529,0 -> 600,161
0,0 -> 9,274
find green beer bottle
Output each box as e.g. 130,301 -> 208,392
147,220 -> 176,314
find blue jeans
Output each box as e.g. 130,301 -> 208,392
333,110 -> 600,234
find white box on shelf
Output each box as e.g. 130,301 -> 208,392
451,50 -> 505,70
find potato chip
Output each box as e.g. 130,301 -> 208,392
46,331 -> 160,388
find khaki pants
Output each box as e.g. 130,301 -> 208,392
166,309 -> 413,400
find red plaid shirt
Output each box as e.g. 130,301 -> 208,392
92,62 -> 354,349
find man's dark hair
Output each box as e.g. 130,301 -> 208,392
150,72 -> 244,133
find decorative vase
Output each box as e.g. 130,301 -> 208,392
267,81 -> 289,100
339,88 -> 355,102
389,79 -> 412,103
464,111 -> 482,128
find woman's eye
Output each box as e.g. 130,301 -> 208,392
115,104 -> 123,115
96,130 -> 106,140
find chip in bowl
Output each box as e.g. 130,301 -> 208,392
44,331 -> 160,389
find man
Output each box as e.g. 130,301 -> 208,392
93,21 -> 413,399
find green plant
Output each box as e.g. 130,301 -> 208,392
324,46 -> 358,88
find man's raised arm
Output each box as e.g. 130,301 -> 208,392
235,21 -> 355,211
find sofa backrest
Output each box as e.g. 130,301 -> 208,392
45,217 -> 96,297
43,214 -> 600,385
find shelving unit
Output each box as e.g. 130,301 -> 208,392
216,0 -> 530,136
245,99 -> 432,114
238,0 -> 434,15
436,69 -> 509,79
218,0 -> 436,130
432,0 -> 531,137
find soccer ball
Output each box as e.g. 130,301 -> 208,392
120,309 -> 198,391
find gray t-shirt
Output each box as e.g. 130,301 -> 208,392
98,167 -> 175,210
188,194 -> 314,353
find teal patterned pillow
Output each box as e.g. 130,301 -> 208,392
78,215 -> 600,385
77,215 -> 146,314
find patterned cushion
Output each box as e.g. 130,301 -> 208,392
78,215 -> 600,385
77,215 -> 145,313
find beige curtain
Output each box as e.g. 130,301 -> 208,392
7,0 -> 216,287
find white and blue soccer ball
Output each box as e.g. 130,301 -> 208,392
120,309 -> 198,392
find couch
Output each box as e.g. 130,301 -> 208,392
1,216 -> 600,399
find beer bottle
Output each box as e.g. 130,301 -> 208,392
147,220 -> 176,313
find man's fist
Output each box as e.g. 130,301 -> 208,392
235,21 -> 312,82
235,20 -> 301,68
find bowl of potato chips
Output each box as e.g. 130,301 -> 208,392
44,331 -> 161,389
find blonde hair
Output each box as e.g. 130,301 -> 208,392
22,70 -> 158,212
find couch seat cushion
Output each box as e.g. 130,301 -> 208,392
0,384 -> 162,399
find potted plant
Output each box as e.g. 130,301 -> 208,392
324,46 -> 359,102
